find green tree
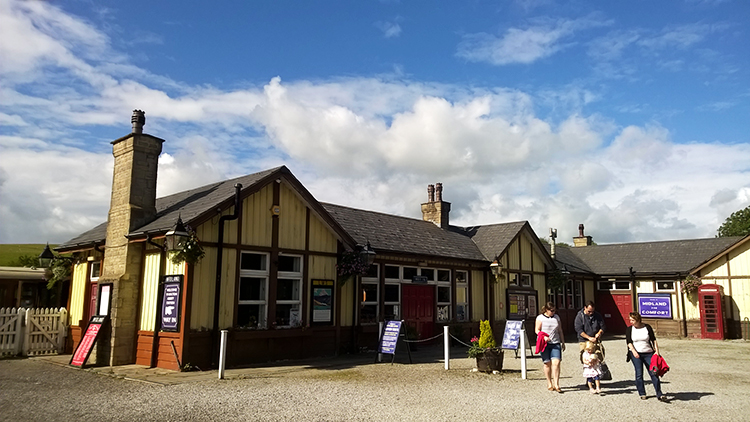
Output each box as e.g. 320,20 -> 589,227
717,205 -> 750,237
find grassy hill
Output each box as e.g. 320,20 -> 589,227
0,244 -> 54,267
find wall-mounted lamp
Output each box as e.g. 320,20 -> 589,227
164,216 -> 189,252
38,243 -> 76,268
490,258 -> 504,282
359,241 -> 376,266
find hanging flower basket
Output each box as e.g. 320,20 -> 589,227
336,250 -> 370,286
681,275 -> 702,295
169,225 -> 205,266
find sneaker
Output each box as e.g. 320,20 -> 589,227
590,389 -> 596,394
596,389 -> 601,394
640,396 -> 647,400
658,395 -> 669,402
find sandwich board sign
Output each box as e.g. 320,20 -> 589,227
70,315 -> 107,367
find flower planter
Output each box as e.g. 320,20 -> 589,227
475,348 -> 503,373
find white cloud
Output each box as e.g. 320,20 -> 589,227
457,15 -> 611,65
0,1 -> 748,247
375,20 -> 402,38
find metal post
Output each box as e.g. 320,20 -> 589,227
218,329 -> 228,380
377,321 -> 384,363
520,327 -> 527,380
444,325 -> 450,370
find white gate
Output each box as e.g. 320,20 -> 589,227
0,307 -> 25,357
0,307 -> 68,357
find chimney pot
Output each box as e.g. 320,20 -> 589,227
435,183 -> 443,202
427,184 -> 435,203
131,109 -> 145,134
578,223 -> 585,237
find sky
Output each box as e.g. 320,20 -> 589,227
0,0 -> 749,246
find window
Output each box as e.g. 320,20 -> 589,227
521,274 -> 532,287
656,281 -> 675,291
509,273 -> 519,286
384,265 -> 400,280
437,270 -> 451,322
90,261 -> 101,281
360,282 -> 378,324
597,280 -> 631,291
566,280 -> 574,309
403,267 -> 418,280
574,280 -> 583,309
238,252 -> 268,329
276,254 -> 302,327
384,284 -> 400,321
420,268 -> 435,281
455,270 -> 468,322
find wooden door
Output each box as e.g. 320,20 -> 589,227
595,291 -> 631,334
401,284 -> 434,340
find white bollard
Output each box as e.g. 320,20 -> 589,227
520,328 -> 527,380
218,329 -> 228,380
444,325 -> 450,370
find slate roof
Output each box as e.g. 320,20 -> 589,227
57,167 -> 285,251
464,221 -> 534,261
552,237 -> 744,276
321,203 -> 488,261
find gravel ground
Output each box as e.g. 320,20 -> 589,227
1,336 -> 749,421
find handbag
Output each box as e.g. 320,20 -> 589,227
600,361 -> 612,381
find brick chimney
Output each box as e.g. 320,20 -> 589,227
99,110 -> 165,365
573,223 -> 593,247
421,183 -> 451,229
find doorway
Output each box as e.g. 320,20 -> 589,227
595,292 -> 632,334
401,284 -> 434,340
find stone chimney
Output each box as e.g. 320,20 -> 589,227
573,223 -> 593,247
421,183 -> 451,229
99,110 -> 165,366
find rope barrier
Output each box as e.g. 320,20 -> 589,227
448,333 -> 472,348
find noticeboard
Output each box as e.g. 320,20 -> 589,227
379,320 -> 402,354
311,279 -> 335,325
501,320 -> 524,350
70,315 -> 107,367
161,275 -> 182,332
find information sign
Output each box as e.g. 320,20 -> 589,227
412,275 -> 428,284
311,279 -> 335,325
70,315 -> 107,367
638,294 -> 672,319
501,320 -> 524,350
161,275 -> 183,332
379,320 -> 402,354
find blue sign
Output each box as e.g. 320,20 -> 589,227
638,294 -> 672,319
379,321 -> 402,354
501,320 -> 524,350
161,275 -> 182,331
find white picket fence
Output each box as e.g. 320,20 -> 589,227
0,307 -> 68,357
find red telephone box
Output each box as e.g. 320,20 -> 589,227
698,284 -> 725,340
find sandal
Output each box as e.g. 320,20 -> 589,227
640,396 -> 647,400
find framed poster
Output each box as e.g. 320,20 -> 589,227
638,293 -> 672,319
311,279 -> 335,325
161,275 -> 183,332
378,320 -> 402,355
97,283 -> 112,316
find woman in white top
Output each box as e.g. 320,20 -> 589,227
626,311 -> 667,401
535,301 -> 566,392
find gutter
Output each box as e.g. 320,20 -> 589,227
211,183 -> 242,367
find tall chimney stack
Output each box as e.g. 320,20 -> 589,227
131,109 -> 145,134
573,223 -> 593,247
421,182 -> 451,229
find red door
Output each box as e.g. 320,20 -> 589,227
595,292 -> 632,334
402,284 -> 434,339
88,283 -> 98,319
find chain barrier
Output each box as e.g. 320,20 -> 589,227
401,332 -> 445,343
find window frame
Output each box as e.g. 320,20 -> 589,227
275,253 -> 303,328
237,251 -> 270,329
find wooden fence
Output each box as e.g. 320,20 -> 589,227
0,307 -> 68,357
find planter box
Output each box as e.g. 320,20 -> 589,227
475,348 -> 504,373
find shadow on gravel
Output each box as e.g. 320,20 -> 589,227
667,391 -> 715,402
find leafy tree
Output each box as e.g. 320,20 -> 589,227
717,205 -> 750,237
14,254 -> 40,268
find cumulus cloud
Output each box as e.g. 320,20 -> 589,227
0,1 -> 748,246
375,19 -> 402,38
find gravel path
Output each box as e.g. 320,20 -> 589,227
2,336 -> 749,421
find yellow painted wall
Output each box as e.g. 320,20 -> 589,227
508,239 -> 520,270
69,262 -> 87,326
308,213 -> 337,253
340,276 -> 354,327
219,251 -> 238,329
521,236 -> 532,271
241,184 -> 274,247
190,246 -> 217,330
279,183 -> 306,250
139,253 -> 160,331
471,270 -> 485,320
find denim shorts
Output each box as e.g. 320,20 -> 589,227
540,343 -> 562,363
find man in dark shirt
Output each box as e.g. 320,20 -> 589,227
574,301 -> 606,350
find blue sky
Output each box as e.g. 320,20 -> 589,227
0,0 -> 748,245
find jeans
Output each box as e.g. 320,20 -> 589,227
630,351 -> 663,397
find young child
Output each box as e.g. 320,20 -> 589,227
581,341 -> 603,394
